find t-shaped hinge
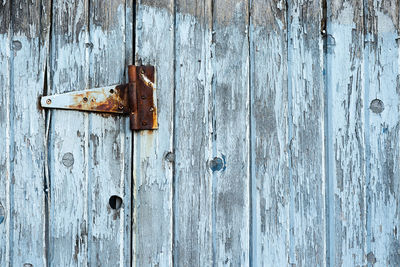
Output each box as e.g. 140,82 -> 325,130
41,65 -> 158,131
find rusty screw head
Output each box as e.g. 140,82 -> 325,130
118,104 -> 124,110
141,95 -> 146,100
149,107 -> 154,112
46,99 -> 51,105
83,97 -> 88,103
142,121 -> 147,126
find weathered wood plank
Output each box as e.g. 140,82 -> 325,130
134,1 -> 174,266
212,0 -> 250,265
49,0 -> 132,265
0,0 -> 50,265
87,1 -> 132,265
327,0 -> 366,265
0,1 -> 10,266
250,0 -> 289,265
173,1 -> 213,266
366,1 -> 400,265
288,0 -> 325,266
48,0 -> 90,264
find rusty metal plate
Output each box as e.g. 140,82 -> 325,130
128,65 -> 158,130
41,84 -> 130,114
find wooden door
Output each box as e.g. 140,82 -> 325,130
1,0 -> 400,266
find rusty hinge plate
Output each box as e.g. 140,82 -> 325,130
41,65 -> 157,131
128,65 -> 158,130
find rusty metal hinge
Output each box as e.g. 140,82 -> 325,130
41,65 -> 158,131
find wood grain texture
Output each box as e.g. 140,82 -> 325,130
173,1 -> 213,266
134,1 -> 174,266
212,0 -> 250,265
0,0 -> 50,265
250,0 -> 289,266
366,0 -> 400,266
288,0 -> 325,266
48,0 -> 90,264
87,1 -> 132,265
0,3 -> 10,266
48,0 -> 132,265
1,0 -> 400,265
327,0 -> 366,265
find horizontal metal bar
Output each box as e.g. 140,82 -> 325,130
40,84 -> 130,114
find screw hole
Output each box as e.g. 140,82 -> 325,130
83,97 -> 88,103
209,156 -> 225,172
109,195 -> 122,210
110,89 -> 114,94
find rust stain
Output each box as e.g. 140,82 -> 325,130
68,84 -> 129,114
152,106 -> 158,129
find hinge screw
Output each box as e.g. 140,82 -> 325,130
149,107 -> 154,112
46,99 -> 52,104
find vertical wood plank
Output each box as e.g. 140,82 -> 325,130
327,0 -> 366,265
48,0 -> 90,265
366,1 -> 400,265
49,0 -> 132,265
0,0 -> 50,265
87,1 -> 132,265
250,0 -> 289,265
0,1 -> 50,265
0,2 -> 10,265
134,1 -> 174,266
173,1 -> 213,266
212,0 -> 250,265
288,0 -> 326,266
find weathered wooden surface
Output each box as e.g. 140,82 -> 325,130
133,0 -> 174,266
1,0 -> 400,266
173,1 -> 213,266
0,0 -> 50,266
213,0 -> 251,265
48,0 -> 90,264
328,1 -> 367,265
366,0 -> 400,266
288,0 -> 325,265
327,0 -> 400,266
48,0 -> 133,265
250,0 -> 289,266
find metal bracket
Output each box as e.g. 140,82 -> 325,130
41,65 -> 158,131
